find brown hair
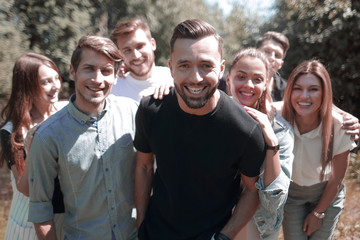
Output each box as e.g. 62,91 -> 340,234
256,31 -> 290,58
71,35 -> 123,74
228,48 -> 274,120
170,19 -> 223,58
282,60 -> 333,180
110,18 -> 152,46
0,53 -> 62,174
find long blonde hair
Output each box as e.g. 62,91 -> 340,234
282,60 -> 333,180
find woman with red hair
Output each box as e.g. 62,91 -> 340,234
0,52 -> 66,240
281,60 -> 356,239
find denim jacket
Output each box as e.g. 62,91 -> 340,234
254,112 -> 294,239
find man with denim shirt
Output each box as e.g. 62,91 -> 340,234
28,36 -> 138,240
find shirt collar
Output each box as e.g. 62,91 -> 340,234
294,121 -> 322,139
67,94 -> 108,124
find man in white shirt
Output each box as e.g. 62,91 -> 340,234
110,18 -> 173,102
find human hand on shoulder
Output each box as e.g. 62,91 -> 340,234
243,106 -> 278,147
152,82 -> 174,100
341,113 -> 359,141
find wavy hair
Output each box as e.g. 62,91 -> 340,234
0,52 -> 62,174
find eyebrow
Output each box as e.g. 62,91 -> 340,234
236,70 -> 265,76
294,83 -> 321,87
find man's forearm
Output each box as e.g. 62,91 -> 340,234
220,187 -> 259,239
34,219 -> 57,240
134,156 -> 154,228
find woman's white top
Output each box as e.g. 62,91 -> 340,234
292,110 -> 357,186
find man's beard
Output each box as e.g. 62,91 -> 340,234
174,82 -> 218,109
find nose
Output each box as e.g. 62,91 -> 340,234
189,67 -> 203,83
244,78 -> 255,88
132,49 -> 142,59
92,69 -> 103,83
268,52 -> 275,61
301,89 -> 309,99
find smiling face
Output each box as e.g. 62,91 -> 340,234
291,73 -> 323,121
258,39 -> 284,74
37,65 -> 61,106
227,56 -> 267,108
168,36 -> 225,115
116,29 -> 156,80
70,48 -> 116,115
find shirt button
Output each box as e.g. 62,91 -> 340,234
105,168 -> 109,172
102,149 -> 106,152
108,189 -> 112,193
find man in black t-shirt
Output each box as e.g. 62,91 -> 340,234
134,19 -> 266,240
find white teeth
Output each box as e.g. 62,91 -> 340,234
241,92 -> 254,97
89,87 -> 101,91
188,87 -> 203,94
298,102 -> 311,106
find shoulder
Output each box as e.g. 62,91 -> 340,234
219,93 -> 263,135
272,101 -> 283,114
36,106 -> 69,137
332,110 -> 357,152
107,94 -> 139,112
54,100 -> 69,111
274,112 -> 293,133
153,66 -> 173,82
0,121 -> 13,133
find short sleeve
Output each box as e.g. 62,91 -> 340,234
133,100 -> 152,153
332,111 -> 357,156
239,122 -> 266,177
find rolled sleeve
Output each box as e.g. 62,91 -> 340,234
28,200 -> 54,223
253,113 -> 294,239
28,131 -> 58,223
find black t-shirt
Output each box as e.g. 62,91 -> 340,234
272,73 -> 287,101
134,89 -> 266,240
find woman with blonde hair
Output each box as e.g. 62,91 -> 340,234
281,60 -> 356,239
0,52 -> 67,240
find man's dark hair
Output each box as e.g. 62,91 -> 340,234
170,19 -> 223,58
256,31 -> 290,58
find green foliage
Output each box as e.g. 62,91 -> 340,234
0,0 -> 266,101
262,0 -> 360,116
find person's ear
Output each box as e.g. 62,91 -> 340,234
168,58 -> 174,78
151,38 -> 156,51
69,64 -> 75,81
219,59 -> 226,79
278,59 -> 284,71
226,74 -> 232,96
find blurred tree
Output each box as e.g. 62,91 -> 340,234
261,0 -> 360,116
222,1 -> 262,69
0,0 -> 29,99
0,0 -> 260,102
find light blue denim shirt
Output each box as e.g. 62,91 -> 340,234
28,94 -> 138,240
253,112 -> 294,240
